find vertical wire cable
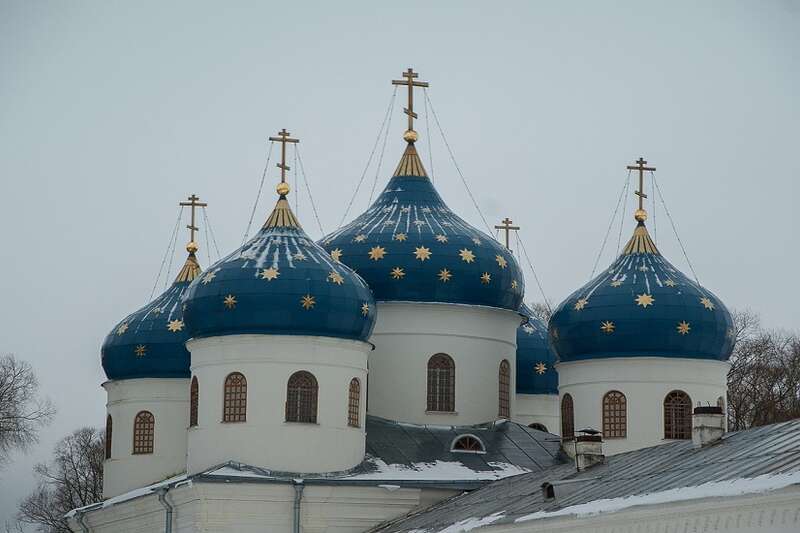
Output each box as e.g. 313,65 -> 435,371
293,142 -> 299,216
651,170 -> 657,245
202,207 -> 222,260
242,141 -> 275,246
423,88 -> 435,182
368,96 -> 395,204
615,171 -> 632,255
590,171 -> 630,279
295,145 -> 325,236
149,206 -> 183,300
515,231 -> 552,313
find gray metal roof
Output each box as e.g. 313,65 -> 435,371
372,419 -> 800,532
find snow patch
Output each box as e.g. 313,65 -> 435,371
347,459 -> 530,481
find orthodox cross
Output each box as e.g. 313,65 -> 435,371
494,217 -> 520,249
626,157 -> 656,212
179,194 -> 207,245
268,128 -> 300,184
392,68 -> 429,134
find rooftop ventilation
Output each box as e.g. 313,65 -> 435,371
692,405 -> 725,448
451,434 -> 486,454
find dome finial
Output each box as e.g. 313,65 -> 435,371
268,128 -> 300,196
626,157 -> 656,222
179,194 -> 207,254
391,67 -> 429,144
494,217 -> 520,250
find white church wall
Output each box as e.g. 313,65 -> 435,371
368,302 -> 520,426
102,378 -> 188,498
557,357 -> 729,455
514,394 -> 560,434
186,334 -> 371,475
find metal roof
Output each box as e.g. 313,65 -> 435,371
372,419 -> 800,532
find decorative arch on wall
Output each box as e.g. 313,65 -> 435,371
105,414 -> 112,459
190,376 -> 199,427
286,371 -> 318,423
427,353 -> 455,412
223,372 -> 247,423
132,411 -> 154,455
561,394 -> 575,440
602,390 -> 627,438
348,378 -> 361,428
498,359 -> 511,419
664,390 -> 692,439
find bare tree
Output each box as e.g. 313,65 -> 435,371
527,302 -> 552,325
0,354 -> 55,465
18,427 -> 104,533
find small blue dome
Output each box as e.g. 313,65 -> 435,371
319,143 -> 524,311
183,195 -> 376,342
516,304 -> 558,395
550,221 -> 735,363
102,254 -> 201,380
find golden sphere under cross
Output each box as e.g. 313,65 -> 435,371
403,129 -> 418,143
634,208 -> 648,222
277,182 -> 291,196
186,241 -> 199,253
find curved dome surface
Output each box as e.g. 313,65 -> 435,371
319,143 -> 524,311
102,253 -> 201,380
183,195 -> 376,342
550,221 -> 734,362
516,304 -> 558,395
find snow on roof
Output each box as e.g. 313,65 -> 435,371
65,474 -> 189,518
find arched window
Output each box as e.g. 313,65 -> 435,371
561,394 -> 575,440
498,359 -> 511,419
602,391 -> 627,438
664,390 -> 692,439
132,411 -> 154,454
190,376 -> 199,427
348,378 -> 361,428
105,414 -> 112,459
223,372 -> 247,423
286,371 -> 318,423
451,434 -> 485,453
529,423 -> 548,433
427,354 -> 455,412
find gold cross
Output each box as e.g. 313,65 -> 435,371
494,217 -> 520,249
268,128 -> 300,186
179,194 -> 207,247
626,157 -> 656,214
392,68 -> 429,138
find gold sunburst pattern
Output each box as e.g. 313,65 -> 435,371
368,246 -> 387,261
354,234 -> 367,242
134,344 -> 147,357
259,267 -> 280,281
435,234 -> 448,243
301,294 -> 316,310
201,269 -> 218,285
511,280 -> 519,289
394,233 -> 408,242
459,248 -> 476,263
664,279 -> 676,287
574,298 -> 588,311
472,237 -> 482,246
610,280 -> 623,287
361,303 -> 370,316
601,321 -> 616,333
390,267 -> 405,280
635,293 -> 655,308
116,323 -> 129,335
495,255 -> 508,269
534,362 -> 547,375
167,319 -> 184,332
414,246 -> 432,261
223,294 -> 237,309
438,268 -> 452,282
330,248 -> 343,262
152,307 -> 162,315
700,297 -> 715,310
293,252 -> 306,261
480,272 -> 491,284
328,271 -> 344,285
677,321 -> 691,335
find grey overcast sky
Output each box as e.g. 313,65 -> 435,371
0,0 -> 797,524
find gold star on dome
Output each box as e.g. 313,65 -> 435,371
301,294 -> 316,310
472,237 -> 482,246
480,272 -> 491,284
134,344 -> 147,357
600,321 -> 616,333
260,267 -> 280,281
635,293 -> 655,308
167,319 -> 184,332
700,297 -> 715,310
390,267 -> 405,280
459,248 -> 476,263
435,234 -> 448,243
201,269 -> 218,285
116,323 -> 129,335
368,246 -> 387,261
677,321 -> 691,335
393,233 -> 407,242
522,324 -> 534,334
400,206 -> 411,213
438,268 -> 452,282
152,307 -> 162,315
495,255 -> 508,269
293,252 -> 306,261
383,219 -> 395,226
534,362 -> 547,375
413,220 -> 426,227
330,248 -> 343,262
223,294 -> 237,309
354,234 -> 367,243
664,279 -> 676,287
422,207 -> 432,213
328,271 -> 344,285
610,280 -> 623,287
414,246 -> 432,261
511,280 -> 519,289
361,302 -> 370,316
726,328 -> 736,339
574,298 -> 588,311
638,265 -> 649,272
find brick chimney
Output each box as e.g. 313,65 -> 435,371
692,405 -> 725,448
563,428 -> 605,471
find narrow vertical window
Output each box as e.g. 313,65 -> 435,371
190,376 -> 199,427
132,411 -> 154,454
664,390 -> 692,439
602,391 -> 627,438
561,394 -> 574,440
105,414 -> 112,459
498,359 -> 511,419
427,354 -> 455,412
348,378 -> 361,428
223,372 -> 247,423
286,371 -> 318,423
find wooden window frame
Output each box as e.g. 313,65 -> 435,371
498,359 -> 511,419
223,372 -> 247,423
427,353 -> 455,413
602,390 -> 627,438
190,376 -> 199,427
451,434 -> 485,453
664,390 -> 692,440
561,394 -> 575,440
132,411 -> 154,455
286,371 -> 319,424
105,414 -> 112,459
348,378 -> 361,428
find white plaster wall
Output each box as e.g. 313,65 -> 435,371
186,334 -> 371,475
556,357 -> 729,455
368,302 -> 520,426
514,393 -> 560,434
102,378 -> 189,498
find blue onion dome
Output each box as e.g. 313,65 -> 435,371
182,184 -> 376,342
516,304 -> 558,394
549,212 -> 734,363
102,247 -> 201,380
318,141 -> 524,311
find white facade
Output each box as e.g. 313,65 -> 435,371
514,393 -> 560,434
367,302 -> 520,426
103,378 -> 189,498
557,357 -> 729,455
186,334 -> 371,475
